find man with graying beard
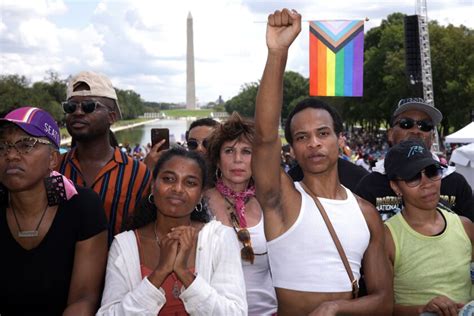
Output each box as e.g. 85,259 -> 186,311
58,71 -> 151,243
356,98 -> 473,222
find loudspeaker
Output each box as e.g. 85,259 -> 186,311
404,15 -> 422,84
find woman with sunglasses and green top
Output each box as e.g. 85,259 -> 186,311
384,140 -> 474,316
204,112 -> 277,315
0,107 -> 108,315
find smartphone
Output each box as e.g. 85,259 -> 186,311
151,128 -> 170,150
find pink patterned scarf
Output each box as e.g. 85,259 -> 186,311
50,171 -> 78,199
215,178 -> 255,228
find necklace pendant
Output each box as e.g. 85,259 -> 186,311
172,281 -> 181,298
18,230 -> 39,238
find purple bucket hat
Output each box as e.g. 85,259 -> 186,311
0,107 -> 61,148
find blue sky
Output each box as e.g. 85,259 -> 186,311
1,0 -> 472,104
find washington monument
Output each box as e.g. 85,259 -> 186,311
186,12 -> 196,109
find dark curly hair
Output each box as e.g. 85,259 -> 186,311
284,97 -> 343,145
205,112 -> 255,185
125,147 -> 210,230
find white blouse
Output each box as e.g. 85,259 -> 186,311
97,220 -> 248,316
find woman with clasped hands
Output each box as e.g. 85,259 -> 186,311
98,148 -> 247,315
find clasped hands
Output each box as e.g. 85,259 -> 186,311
152,225 -> 198,289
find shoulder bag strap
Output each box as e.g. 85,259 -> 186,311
299,182 -> 359,298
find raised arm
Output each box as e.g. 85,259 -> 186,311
253,9 -> 301,214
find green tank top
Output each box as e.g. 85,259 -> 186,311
385,208 -> 473,305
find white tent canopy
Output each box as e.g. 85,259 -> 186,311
445,122 -> 474,143
450,143 -> 474,190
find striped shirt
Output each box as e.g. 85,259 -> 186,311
58,147 -> 151,243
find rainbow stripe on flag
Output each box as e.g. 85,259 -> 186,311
309,20 -> 364,97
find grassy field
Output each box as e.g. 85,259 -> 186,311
161,109 -> 213,118
113,118 -> 150,126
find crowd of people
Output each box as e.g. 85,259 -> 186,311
1,8 -> 473,316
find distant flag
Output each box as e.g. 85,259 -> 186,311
309,20 -> 364,97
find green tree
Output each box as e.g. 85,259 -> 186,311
225,71 -> 309,118
30,82 -> 60,118
0,72 -> 66,121
355,12 -> 410,131
282,71 -> 309,119
116,89 -> 146,119
224,82 -> 258,117
0,75 -> 31,114
429,22 -> 474,134
0,72 -> 148,121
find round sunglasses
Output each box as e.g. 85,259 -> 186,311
394,118 -> 434,132
187,138 -> 209,150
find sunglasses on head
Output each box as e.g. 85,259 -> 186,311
61,100 -> 107,114
187,139 -> 208,150
401,164 -> 443,187
394,118 -> 434,132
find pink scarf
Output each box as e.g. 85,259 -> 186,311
215,178 -> 255,228
50,171 -> 78,200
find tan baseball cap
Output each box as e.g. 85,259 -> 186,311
67,71 -> 122,119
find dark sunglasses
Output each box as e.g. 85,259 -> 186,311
236,227 -> 256,264
61,100 -> 106,114
187,139 -> 209,150
402,164 -> 443,187
394,118 -> 434,132
230,212 -> 255,263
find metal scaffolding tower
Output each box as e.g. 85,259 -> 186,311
416,0 -> 434,106
416,0 -> 440,152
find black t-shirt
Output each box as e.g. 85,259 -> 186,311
355,170 -> 474,221
288,157 -> 370,192
0,186 -> 107,316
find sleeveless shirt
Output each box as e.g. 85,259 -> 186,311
267,182 -> 370,292
242,215 -> 277,315
385,208 -> 472,305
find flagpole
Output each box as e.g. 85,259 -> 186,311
253,17 -> 369,23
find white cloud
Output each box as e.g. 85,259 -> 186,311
2,0 -> 67,16
0,0 -> 472,104
0,21 -> 6,35
94,1 -> 107,15
18,18 -> 61,52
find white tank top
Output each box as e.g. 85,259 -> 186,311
267,182 -> 370,292
242,215 -> 277,315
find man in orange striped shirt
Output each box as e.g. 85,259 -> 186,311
58,71 -> 151,243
